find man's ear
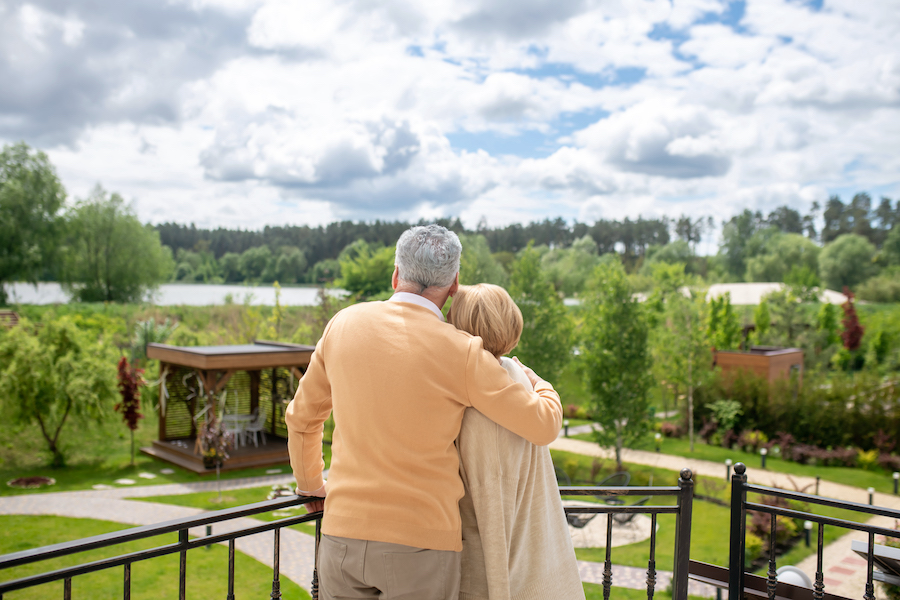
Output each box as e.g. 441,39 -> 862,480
391,266 -> 400,291
448,272 -> 460,296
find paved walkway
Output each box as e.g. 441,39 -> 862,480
551,436 -> 900,598
3,437 -> 897,597
0,475 -> 318,593
0,470 -> 718,596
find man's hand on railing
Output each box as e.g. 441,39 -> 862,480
297,483 -> 326,514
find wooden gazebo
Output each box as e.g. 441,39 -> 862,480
142,340 -> 314,473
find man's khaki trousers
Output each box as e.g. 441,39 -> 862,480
318,534 -> 462,600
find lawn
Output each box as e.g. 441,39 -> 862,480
571,431 -> 900,494
552,450 -> 868,575
0,515 -> 309,600
136,485 -> 320,537
0,409 -> 332,497
583,583 -> 708,600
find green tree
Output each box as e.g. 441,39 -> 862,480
0,142 -> 66,305
274,247 -> 307,284
650,287 -> 711,451
581,260 -> 652,470
0,317 -> 116,466
752,299 -> 770,343
819,234 -> 878,291
336,241 -> 394,299
540,235 -> 601,296
508,243 -> 573,383
708,292 -> 742,350
62,186 -> 173,302
882,227 -> 900,266
459,234 -> 508,286
745,233 -> 820,283
219,252 -> 242,282
238,246 -> 272,282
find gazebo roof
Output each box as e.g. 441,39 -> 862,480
147,340 -> 315,370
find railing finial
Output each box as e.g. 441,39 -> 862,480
680,468 -> 693,481
734,462 -> 747,475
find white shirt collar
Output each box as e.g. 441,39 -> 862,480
388,292 -> 445,321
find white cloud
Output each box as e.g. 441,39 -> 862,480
2,0 -> 898,231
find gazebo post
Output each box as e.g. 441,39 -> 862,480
158,362 -> 168,441
249,370 -> 260,416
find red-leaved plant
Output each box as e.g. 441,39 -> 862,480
841,287 -> 865,351
115,356 -> 145,466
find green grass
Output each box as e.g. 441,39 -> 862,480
0,410 -> 332,497
135,486 -> 319,536
583,583 -> 708,600
568,431 -> 900,494
553,450 -> 868,574
0,515 -> 309,600
639,435 -> 899,494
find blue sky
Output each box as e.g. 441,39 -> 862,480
0,0 -> 897,235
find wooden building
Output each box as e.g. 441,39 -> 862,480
142,340 -> 314,473
713,346 -> 804,386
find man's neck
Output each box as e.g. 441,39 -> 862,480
393,284 -> 449,310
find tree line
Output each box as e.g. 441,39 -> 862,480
2,140 -> 900,305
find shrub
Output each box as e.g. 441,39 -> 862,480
857,449 -> 879,471
879,453 -> 900,472
565,404 -> 580,419
660,421 -> 683,438
744,533 -> 764,568
738,430 -> 769,453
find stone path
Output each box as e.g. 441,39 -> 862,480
551,436 -> 900,598
4,437 -> 898,598
0,475 -> 318,593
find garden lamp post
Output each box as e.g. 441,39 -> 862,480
803,521 -> 813,547
564,419 -> 569,437
760,447 -> 767,469
893,472 -> 899,495
816,476 -> 820,496
868,487 -> 875,505
655,432 -> 662,453
725,459 -> 733,481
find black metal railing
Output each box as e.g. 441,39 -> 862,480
561,467 -> 695,600
1,470 -> 696,600
0,495 -> 322,600
728,462 -> 900,600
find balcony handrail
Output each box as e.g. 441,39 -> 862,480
0,495 -> 316,571
743,482 -> 900,519
1,469 -> 696,600
728,462 -> 900,600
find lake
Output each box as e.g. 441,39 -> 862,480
4,282 -> 347,306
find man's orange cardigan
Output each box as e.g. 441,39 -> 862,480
285,299 -> 563,552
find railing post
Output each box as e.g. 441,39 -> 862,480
729,463 -> 748,600
270,528 -> 282,600
179,529 -> 188,600
672,468 -> 694,600
311,517 -> 322,600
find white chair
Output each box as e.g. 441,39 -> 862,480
244,406 -> 268,447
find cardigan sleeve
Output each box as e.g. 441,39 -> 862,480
464,337 -> 562,446
285,319 -> 334,493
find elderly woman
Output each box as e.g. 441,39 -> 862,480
450,284 -> 585,600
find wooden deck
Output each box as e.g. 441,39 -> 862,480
140,436 -> 291,475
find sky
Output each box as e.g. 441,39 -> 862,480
1,0 -> 898,234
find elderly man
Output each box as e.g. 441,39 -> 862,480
285,224 -> 562,600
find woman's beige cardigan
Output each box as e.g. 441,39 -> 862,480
457,358 -> 585,600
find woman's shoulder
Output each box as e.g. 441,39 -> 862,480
499,357 -> 531,388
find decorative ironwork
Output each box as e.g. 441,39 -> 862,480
2,476 -> 696,600
646,513 -> 657,600
728,462 -> 900,600
813,523 -> 824,600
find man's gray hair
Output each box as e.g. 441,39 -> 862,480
395,225 -> 462,289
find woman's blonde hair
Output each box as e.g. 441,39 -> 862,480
449,284 -> 523,357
